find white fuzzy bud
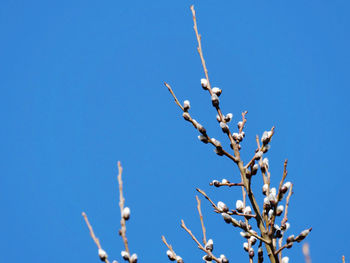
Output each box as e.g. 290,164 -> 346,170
251,164 -> 259,175
268,209 -> 274,219
201,78 -> 208,89
243,242 -> 249,252
264,197 -> 270,205
176,255 -> 184,263
122,207 -> 130,220
198,135 -> 209,144
220,122 -> 229,133
261,131 -> 272,145
211,138 -> 221,148
216,114 -> 221,122
121,251 -> 129,260
167,250 -> 176,261
282,256 -> 289,263
276,205 -> 284,216
212,87 -> 222,96
217,201 -> 228,212
249,236 -> 257,245
240,231 -> 250,238
285,222 -> 291,230
236,200 -> 244,212
284,182 -> 291,189
262,158 -> 269,170
221,178 -> 228,184
237,121 -> 243,129
130,253 -> 138,263
211,94 -> 220,107
270,187 -> 277,196
268,192 -> 277,205
205,239 -> 214,251
220,254 -> 229,263
255,150 -> 263,159
243,206 -> 252,215
225,113 -> 233,122
98,248 -> 108,261
262,184 -> 269,195
183,100 -> 190,111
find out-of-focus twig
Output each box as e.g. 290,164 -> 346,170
196,195 -> 207,245
302,243 -> 311,263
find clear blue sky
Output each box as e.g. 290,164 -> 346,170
1,1 -> 349,262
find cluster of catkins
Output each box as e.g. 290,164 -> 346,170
174,78 -> 311,262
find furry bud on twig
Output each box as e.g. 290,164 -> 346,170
130,254 -> 138,263
251,164 -> 258,175
281,182 -> 292,194
268,192 -> 277,205
220,122 -> 229,133
122,207 -> 130,220
98,248 -> 108,261
286,235 -> 295,243
224,113 -> 233,123
220,254 -> 229,263
221,178 -> 228,184
236,200 -> 244,212
121,251 -> 129,260
282,257 -> 289,263
240,231 -> 250,238
217,201 -> 229,212
243,242 -> 249,252
261,131 -> 272,145
243,206 -> 252,215
201,78 -> 208,89
182,112 -> 191,121
295,228 -> 312,242
183,100 -> 190,111
212,87 -> 222,96
249,248 -> 255,258
221,213 -> 232,224
211,138 -> 222,149
167,250 -> 176,261
237,121 -> 243,130
176,255 -> 184,263
249,236 -> 257,245
205,239 -> 214,252
214,148 -> 224,156
255,150 -> 263,159
212,180 -> 220,187
262,158 -> 269,170
216,114 -> 221,122
198,135 -> 209,144
203,254 -> 212,261
276,205 -> 284,216
262,184 -> 269,195
211,94 -> 220,107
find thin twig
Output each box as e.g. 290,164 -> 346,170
82,212 -> 110,263
162,236 -> 177,257
117,161 -> 130,254
281,184 -> 293,226
196,195 -> 207,245
196,188 -> 218,210
164,82 -> 184,111
342,255 -> 345,263
181,220 -> 220,262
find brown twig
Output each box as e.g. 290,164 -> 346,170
82,212 -> 110,263
162,235 -> 178,258
209,181 -> 244,187
196,188 -> 218,210
196,195 -> 207,245
181,220 -> 220,262
117,161 -> 130,254
281,184 -> 293,226
342,255 -> 345,263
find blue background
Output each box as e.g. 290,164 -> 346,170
1,1 -> 349,262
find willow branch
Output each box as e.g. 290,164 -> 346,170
117,161 -> 129,254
